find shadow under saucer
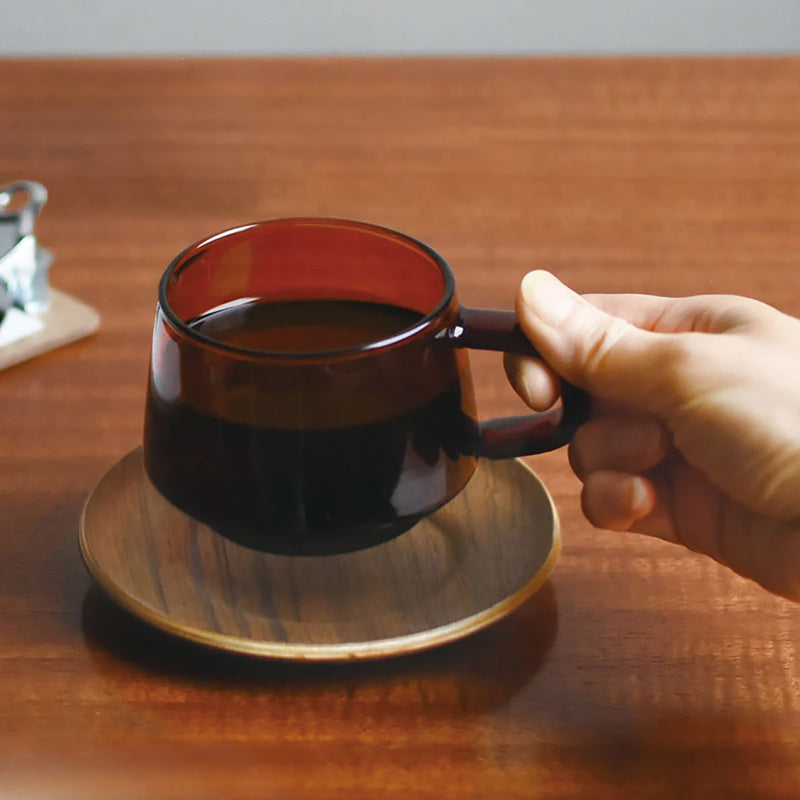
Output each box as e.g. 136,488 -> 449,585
81,579 -> 559,714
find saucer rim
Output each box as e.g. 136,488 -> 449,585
79,449 -> 561,662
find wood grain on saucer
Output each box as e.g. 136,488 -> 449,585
79,447 -> 560,660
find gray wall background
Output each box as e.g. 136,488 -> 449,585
2,0 -> 800,55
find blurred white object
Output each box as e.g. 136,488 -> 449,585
0,180 -> 53,315
0,180 -> 100,369
0,306 -> 44,347
0,181 -> 54,349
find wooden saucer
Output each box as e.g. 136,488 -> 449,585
79,448 -> 560,661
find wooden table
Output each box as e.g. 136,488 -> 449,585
2,58 -> 799,799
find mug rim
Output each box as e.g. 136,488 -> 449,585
158,217 -> 457,362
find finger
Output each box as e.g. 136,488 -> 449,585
624,463 -> 800,601
505,354 -> 640,419
515,271 -> 679,411
583,292 -> 770,335
580,471 -> 658,532
583,467 -> 800,602
568,415 -> 669,479
582,292 -> 683,330
503,353 -> 561,411
716,513 -> 800,602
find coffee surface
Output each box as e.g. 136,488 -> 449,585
191,297 -> 424,353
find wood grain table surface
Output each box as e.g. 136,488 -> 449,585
1,57 -> 799,799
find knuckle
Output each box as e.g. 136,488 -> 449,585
577,317 -> 631,379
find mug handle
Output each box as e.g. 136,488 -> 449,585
443,307 -> 592,459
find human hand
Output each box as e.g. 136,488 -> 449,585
505,271 -> 800,601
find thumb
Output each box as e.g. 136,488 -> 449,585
516,271 -> 677,410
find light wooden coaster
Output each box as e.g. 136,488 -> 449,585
79,448 -> 560,661
0,288 -> 100,371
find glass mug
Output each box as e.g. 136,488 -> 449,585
143,219 -> 589,555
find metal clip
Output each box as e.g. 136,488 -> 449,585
0,181 -> 53,314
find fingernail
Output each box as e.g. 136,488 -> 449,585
518,371 -> 534,407
520,271 -> 576,328
628,476 -> 652,518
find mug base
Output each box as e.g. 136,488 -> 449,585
143,454 -> 475,556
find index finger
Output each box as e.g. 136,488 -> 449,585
583,292 -> 762,334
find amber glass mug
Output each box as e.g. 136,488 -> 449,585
143,219 -> 589,555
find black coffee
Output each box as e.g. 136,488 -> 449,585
144,298 -> 478,554
191,297 -> 422,353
